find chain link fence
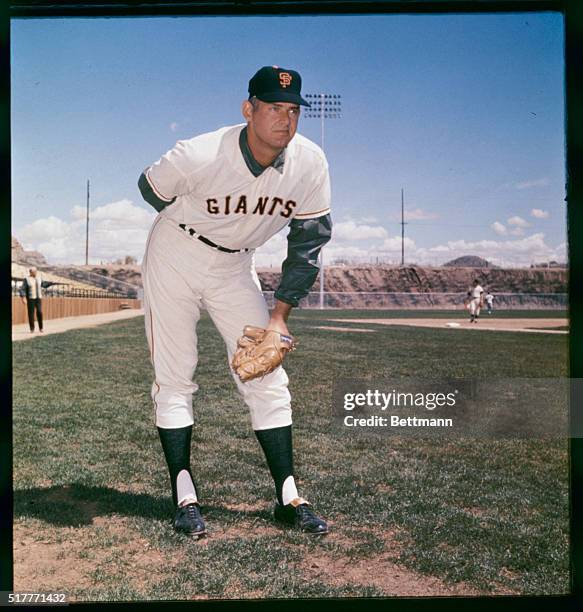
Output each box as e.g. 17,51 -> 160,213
262,291 -> 568,310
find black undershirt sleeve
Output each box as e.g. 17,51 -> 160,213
274,213 -> 332,307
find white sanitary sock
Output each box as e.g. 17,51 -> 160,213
281,475 -> 299,506
176,469 -> 198,506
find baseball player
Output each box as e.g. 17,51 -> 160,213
485,291 -> 494,314
138,66 -> 332,538
468,279 -> 484,323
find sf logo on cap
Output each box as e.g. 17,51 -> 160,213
279,72 -> 292,88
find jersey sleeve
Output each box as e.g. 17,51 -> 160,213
139,140 -> 195,211
274,213 -> 333,307
293,161 -> 331,221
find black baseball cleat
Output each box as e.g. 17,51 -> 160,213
274,498 -> 329,535
174,502 -> 207,538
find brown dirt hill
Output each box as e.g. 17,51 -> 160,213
85,265 -> 143,287
443,255 -> 496,268
255,265 -> 567,294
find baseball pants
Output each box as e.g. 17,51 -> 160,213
469,298 -> 481,316
142,215 -> 292,431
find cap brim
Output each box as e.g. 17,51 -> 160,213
255,92 -> 311,107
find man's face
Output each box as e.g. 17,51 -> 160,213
30,269 -> 37,277
244,98 -> 300,152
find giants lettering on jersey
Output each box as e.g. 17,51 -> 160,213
206,195 -> 297,218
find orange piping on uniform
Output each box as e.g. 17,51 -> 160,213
149,305 -> 162,421
146,168 -> 175,202
294,207 -> 330,217
144,215 -> 164,419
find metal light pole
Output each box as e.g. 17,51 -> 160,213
304,93 -> 342,309
85,179 -> 90,266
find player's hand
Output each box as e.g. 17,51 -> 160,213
266,317 -> 290,337
267,299 -> 293,337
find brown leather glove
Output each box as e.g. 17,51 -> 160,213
231,325 -> 296,383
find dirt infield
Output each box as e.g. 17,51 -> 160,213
322,317 -> 568,334
12,312 -> 568,342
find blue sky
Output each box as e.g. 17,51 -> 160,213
11,13 -> 566,267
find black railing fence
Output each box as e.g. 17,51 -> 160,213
12,284 -> 128,300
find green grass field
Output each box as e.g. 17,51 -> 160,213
12,310 -> 570,601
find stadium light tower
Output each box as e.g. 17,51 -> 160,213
303,92 -> 342,309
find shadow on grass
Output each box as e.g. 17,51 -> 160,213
14,484 -> 273,527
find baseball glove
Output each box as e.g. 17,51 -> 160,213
231,325 -> 296,383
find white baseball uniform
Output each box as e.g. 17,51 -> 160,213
469,284 -> 484,316
141,123 -> 331,431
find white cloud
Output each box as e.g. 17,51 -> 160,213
389,208 -> 439,222
326,244 -> 373,260
322,232 -> 565,267
91,199 -> 155,226
491,221 -> 507,235
20,216 -> 72,242
507,216 -> 530,228
404,208 -> 439,221
333,220 -> 388,241
17,200 -> 156,264
427,244 -> 450,253
17,202 -> 565,271
515,178 -> 550,190
531,208 -> 550,219
412,233 -> 565,267
509,227 -> 526,237
379,236 -> 416,252
254,229 -> 288,267
255,216 -> 414,267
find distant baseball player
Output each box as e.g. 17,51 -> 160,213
138,66 -> 332,538
485,291 -> 494,314
468,279 -> 484,323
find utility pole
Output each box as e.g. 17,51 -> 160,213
400,188 -> 407,266
304,92 -> 342,309
85,179 -> 90,266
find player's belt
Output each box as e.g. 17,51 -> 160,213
178,224 -> 250,253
